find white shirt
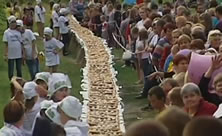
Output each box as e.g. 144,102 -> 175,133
52,11 -> 59,28
22,99 -> 41,136
58,16 -> 69,34
3,29 -> 23,59
149,34 -> 159,48
44,38 -> 64,66
64,120 -> 89,136
136,20 -> 145,30
0,123 -> 24,136
22,29 -> 37,60
136,39 -> 149,59
35,5 -> 46,23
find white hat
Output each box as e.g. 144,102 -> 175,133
35,72 -> 51,84
59,8 -> 68,15
59,96 -> 82,119
23,81 -> 38,100
36,0 -> 42,4
45,104 -> 62,125
48,73 -> 72,98
16,20 -> 23,27
53,3 -> 60,10
40,100 -> 54,110
44,27 -> 53,36
8,15 -> 16,24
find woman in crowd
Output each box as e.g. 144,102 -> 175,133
0,100 -> 25,136
35,0 -> 46,38
181,83 -> 217,117
43,27 -> 64,73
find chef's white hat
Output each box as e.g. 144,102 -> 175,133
59,8 -> 69,15
16,20 -> 23,27
8,15 -> 16,24
48,73 -> 72,98
36,0 -> 42,4
44,27 -> 53,36
23,81 -> 38,100
45,104 -> 62,125
59,96 -> 82,119
35,72 -> 51,84
40,100 -> 54,110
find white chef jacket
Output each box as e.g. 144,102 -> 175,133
44,38 -> 64,66
64,120 -> 89,136
0,123 -> 24,136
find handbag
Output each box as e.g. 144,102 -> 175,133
122,50 -> 132,60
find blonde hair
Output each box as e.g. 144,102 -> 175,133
207,30 -> 222,43
178,34 -> 191,44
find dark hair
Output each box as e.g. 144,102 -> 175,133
209,0 -> 218,8
216,5 -> 222,15
125,120 -> 169,136
139,29 -> 148,40
162,14 -> 174,23
192,30 -> 207,42
183,117 -> 222,136
173,54 -> 188,66
190,39 -> 205,50
51,123 -> 66,136
4,100 -> 25,124
25,96 -> 37,112
150,2 -> 158,10
33,117 -> 52,136
163,23 -> 176,33
162,9 -> 171,16
200,13 -> 213,34
149,12 -> 162,20
163,2 -> 172,8
149,86 -> 166,102
6,2 -> 11,7
156,19 -> 165,27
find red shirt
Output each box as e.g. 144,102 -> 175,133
186,99 -> 217,117
137,0 -> 144,4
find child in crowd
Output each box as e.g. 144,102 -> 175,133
43,27 -> 64,73
168,87 -> 184,108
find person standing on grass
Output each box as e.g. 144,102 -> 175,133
16,20 -> 39,80
52,4 -> 60,39
35,0 -> 46,38
43,27 -> 64,73
3,15 -> 23,80
58,8 -> 70,56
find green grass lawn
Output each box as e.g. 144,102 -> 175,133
0,1 -> 157,128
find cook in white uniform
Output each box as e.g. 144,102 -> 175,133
48,73 -> 71,102
52,4 -> 60,39
35,0 -> 46,37
3,15 -> 23,80
58,8 -> 70,56
22,81 -> 41,136
45,96 -> 89,136
16,20 -> 39,80
43,27 -> 64,73
0,100 -> 25,136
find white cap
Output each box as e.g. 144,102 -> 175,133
45,104 -> 62,125
16,20 -> 23,27
8,15 -> 16,24
44,27 -> 53,36
53,3 -> 60,10
48,73 -> 72,98
36,0 -> 42,4
40,100 -> 54,110
59,8 -> 69,15
35,72 -> 51,84
23,81 -> 38,100
59,96 -> 82,119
